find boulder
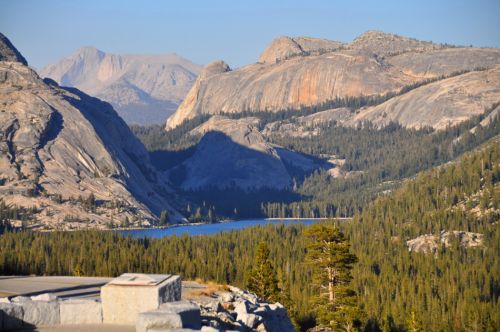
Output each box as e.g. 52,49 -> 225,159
136,310 -> 183,332
159,301 -> 201,329
219,292 -> 234,303
237,312 -> 262,329
59,298 -> 103,325
258,303 -> 295,332
201,327 -> 220,332
0,302 -> 24,330
234,300 -> 257,316
204,300 -> 223,313
21,300 -> 60,326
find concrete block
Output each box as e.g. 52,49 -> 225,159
22,300 -> 60,326
102,273 -> 181,325
0,303 -> 24,330
136,310 -> 183,332
159,301 -> 201,330
60,299 -> 103,325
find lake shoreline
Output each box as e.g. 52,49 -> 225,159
118,217 -> 352,238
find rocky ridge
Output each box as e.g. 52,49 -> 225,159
166,31 -> 500,130
40,47 -> 201,124
0,33 -> 182,230
171,116 -> 329,190
262,66 -> 500,134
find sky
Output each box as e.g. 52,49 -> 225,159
1,0 -> 500,70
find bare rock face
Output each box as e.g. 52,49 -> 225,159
39,47 -> 201,124
166,60 -> 230,129
0,33 -> 27,65
0,37 -> 182,230
345,66 -> 500,129
349,30 -> 444,57
258,36 -> 344,64
258,36 -> 304,64
406,231 -> 484,254
261,66 -> 500,133
166,31 -> 500,130
172,116 -> 325,190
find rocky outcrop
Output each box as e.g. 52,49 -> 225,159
349,30 -> 444,57
39,47 -> 201,124
0,33 -> 27,65
191,285 -> 295,331
166,31 -> 500,130
406,231 -> 484,254
171,116 -> 327,190
345,67 -> 500,129
0,36 -> 182,230
258,36 -> 343,64
262,67 -> 500,132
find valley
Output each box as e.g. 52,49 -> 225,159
1,3 -> 499,330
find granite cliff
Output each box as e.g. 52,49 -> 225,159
166,31 -> 500,130
40,47 -> 201,125
0,33 -> 182,230
169,116 -> 328,190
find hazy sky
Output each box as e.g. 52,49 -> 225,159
2,0 -> 500,70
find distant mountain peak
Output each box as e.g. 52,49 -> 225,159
40,47 -> 202,125
0,32 -> 28,65
74,46 -> 105,57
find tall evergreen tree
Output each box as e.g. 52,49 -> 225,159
304,223 -> 362,331
246,241 -> 280,302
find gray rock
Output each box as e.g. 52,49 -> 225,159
136,310 -> 183,332
0,302 -> 24,330
11,296 -> 31,303
205,300 -> 223,313
219,292 -> 234,303
0,297 -> 10,303
237,312 -> 262,329
259,303 -> 295,332
234,301 -> 251,316
201,327 -> 220,332
406,230 -> 484,254
59,298 -> 103,325
158,301 -> 201,330
22,300 -> 60,326
31,293 -> 58,302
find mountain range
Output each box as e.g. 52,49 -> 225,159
1,30 -> 499,230
166,31 -> 500,130
39,47 -> 201,125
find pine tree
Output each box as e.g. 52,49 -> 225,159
159,210 -> 169,226
304,222 -> 362,331
246,241 -> 280,302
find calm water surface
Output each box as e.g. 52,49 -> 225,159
119,219 -> 320,238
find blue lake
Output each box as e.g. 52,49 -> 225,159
119,219 -> 321,238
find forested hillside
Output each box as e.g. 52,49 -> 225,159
132,105 -> 499,221
1,137 -> 498,331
